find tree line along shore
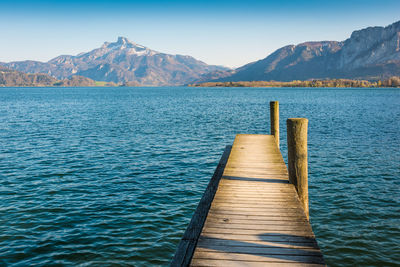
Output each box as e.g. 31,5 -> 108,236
190,77 -> 400,88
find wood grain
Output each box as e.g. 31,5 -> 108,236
172,134 -> 324,266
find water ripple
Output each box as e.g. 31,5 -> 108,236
0,87 -> 399,266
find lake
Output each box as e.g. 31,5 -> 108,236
0,87 -> 399,266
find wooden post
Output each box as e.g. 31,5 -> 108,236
287,118 -> 309,220
270,101 -> 279,147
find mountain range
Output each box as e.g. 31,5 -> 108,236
199,20 -> 400,83
1,37 -> 228,86
1,20 -> 399,86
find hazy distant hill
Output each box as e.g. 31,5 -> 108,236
0,65 -> 105,87
197,20 -> 400,82
0,66 -> 57,86
2,37 -> 229,86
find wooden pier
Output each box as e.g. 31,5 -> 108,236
171,102 -> 325,266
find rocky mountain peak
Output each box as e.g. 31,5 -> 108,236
117,36 -> 129,44
99,36 -> 158,56
113,36 -> 140,48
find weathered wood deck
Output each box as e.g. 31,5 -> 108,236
171,134 -> 324,266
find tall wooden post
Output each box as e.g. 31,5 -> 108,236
287,118 -> 309,220
270,101 -> 279,147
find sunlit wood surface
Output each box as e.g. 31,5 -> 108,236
190,134 -> 325,266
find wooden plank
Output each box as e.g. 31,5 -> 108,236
207,208 -> 309,217
224,166 -> 288,171
203,222 -> 313,232
211,199 -> 300,204
211,196 -> 296,200
219,180 -> 291,185
209,204 -> 304,210
197,237 -> 319,249
216,185 -> 293,189
192,251 -> 325,264
221,173 -> 289,178
191,259 -> 325,267
199,233 -> 318,243
210,203 -> 304,209
204,213 -> 308,221
217,183 -> 294,188
212,193 -> 298,197
211,198 -> 302,202
204,218 -> 310,226
202,228 -> 314,236
207,208 -> 310,215
211,196 -> 300,200
214,189 -> 296,194
196,247 -> 322,256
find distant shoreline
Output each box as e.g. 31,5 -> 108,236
2,77 -> 400,88
1,87 -> 399,89
189,77 -> 400,88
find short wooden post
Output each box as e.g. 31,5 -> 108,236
270,101 -> 279,147
287,118 -> 309,220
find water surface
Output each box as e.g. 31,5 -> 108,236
0,87 -> 399,266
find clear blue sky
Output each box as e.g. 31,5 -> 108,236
1,0 -> 399,68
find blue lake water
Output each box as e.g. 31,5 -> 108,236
0,87 -> 399,266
